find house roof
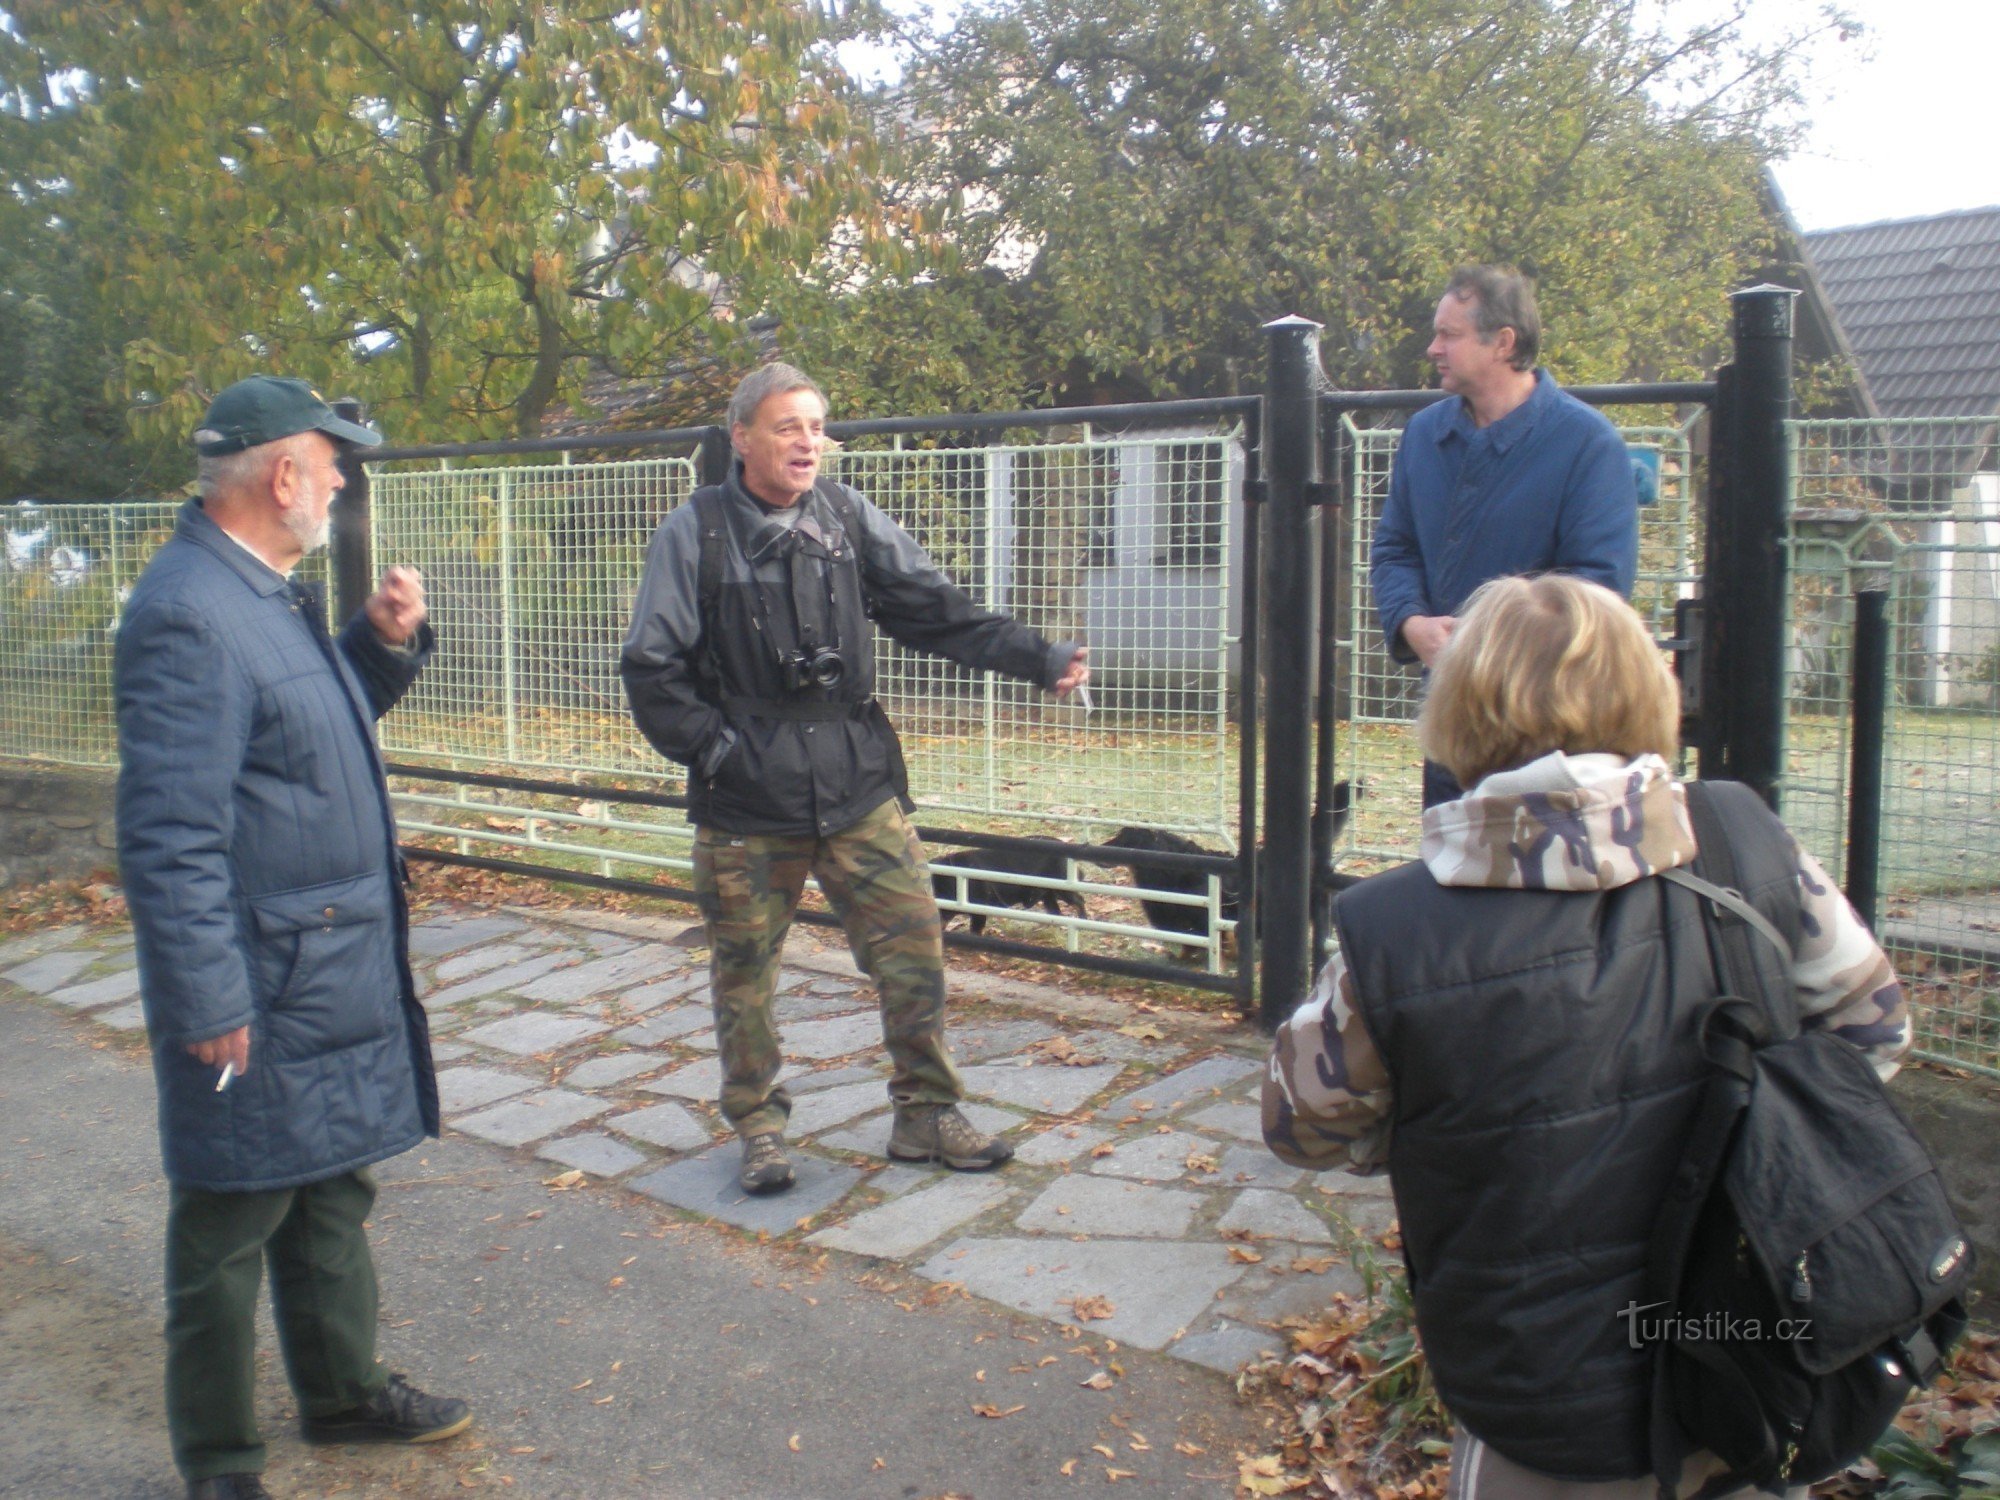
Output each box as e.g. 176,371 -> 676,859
1802,205 -> 2000,423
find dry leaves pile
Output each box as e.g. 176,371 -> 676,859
0,876 -> 126,934
1820,1329 -> 2000,1498
1233,1290 -> 1449,1500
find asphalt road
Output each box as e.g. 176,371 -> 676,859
0,995 -> 1265,1499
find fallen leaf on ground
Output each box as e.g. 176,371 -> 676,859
1185,1151 -> 1219,1173
1067,1294 -> 1115,1321
972,1403 -> 1026,1418
1174,1441 -> 1206,1456
1116,1023 -> 1165,1041
1079,1370 -> 1116,1390
1228,1246 -> 1264,1264
1105,1468 -> 1137,1481
1290,1254 -> 1338,1274
1089,1142 -> 1117,1158
787,1434 -> 801,1452
1093,1444 -> 1118,1459
1061,1459 -> 1079,1476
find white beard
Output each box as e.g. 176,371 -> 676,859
285,506 -> 331,554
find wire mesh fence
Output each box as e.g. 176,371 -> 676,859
0,499 -> 327,767
1335,413 -> 1704,871
366,429 -> 1247,962
1787,415 -> 2000,1075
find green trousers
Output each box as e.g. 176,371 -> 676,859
164,1168 -> 387,1480
693,798 -> 963,1137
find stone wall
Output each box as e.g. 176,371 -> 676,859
0,764 -> 119,889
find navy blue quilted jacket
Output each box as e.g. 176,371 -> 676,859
115,499 -> 438,1191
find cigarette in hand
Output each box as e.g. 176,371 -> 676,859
1074,684 -> 1094,713
216,1062 -> 235,1092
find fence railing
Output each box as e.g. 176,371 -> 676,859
1785,415 -> 2000,1076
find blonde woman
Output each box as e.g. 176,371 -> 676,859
1263,574 -> 1907,1500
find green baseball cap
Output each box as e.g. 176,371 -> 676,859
193,376 -> 383,456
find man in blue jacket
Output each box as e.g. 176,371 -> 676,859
1369,265 -> 1639,806
116,377 -> 470,1500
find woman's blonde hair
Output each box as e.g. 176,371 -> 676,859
1418,574 -> 1680,788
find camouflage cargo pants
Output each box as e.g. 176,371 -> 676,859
692,798 -> 962,1138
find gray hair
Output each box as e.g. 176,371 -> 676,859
195,431 -> 313,500
196,443 -> 275,500
1444,265 -> 1541,372
727,362 -> 826,435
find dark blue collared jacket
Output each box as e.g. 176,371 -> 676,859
115,499 -> 438,1191
1371,370 -> 1638,661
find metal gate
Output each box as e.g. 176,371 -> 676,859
1784,414 -> 2000,1076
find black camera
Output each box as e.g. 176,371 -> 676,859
788,645 -> 846,690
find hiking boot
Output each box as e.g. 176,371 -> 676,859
300,1372 -> 472,1445
188,1477 -> 273,1500
889,1104 -> 1014,1171
739,1131 -> 796,1194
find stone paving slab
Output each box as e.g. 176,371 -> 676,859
1215,1145 -> 1303,1190
606,1101 -> 711,1152
453,1088 -> 610,1147
422,950 -> 572,1008
1217,1189 -> 1333,1245
678,1028 -> 719,1052
774,992 -> 869,1023
580,930 -> 641,955
2,949 -> 96,996
435,1065 -> 538,1114
1233,1261 -> 1368,1325
610,1005 -> 711,1047
407,915 -> 526,958
561,1053 -> 663,1091
1011,1123 -> 1113,1167
1166,1321 -> 1283,1375
1015,1175 -> 1204,1239
515,946 -> 679,1004
789,1063 -> 884,1094
1087,1130 -> 1218,1184
918,1237 -> 1249,1350
95,1002 -> 147,1031
807,1175 -> 1014,1259
45,967 -> 141,1011
779,1011 -> 885,1061
790,1080 -> 895,1137
434,940 -> 545,984
630,1144 -> 863,1234
618,971 -> 708,1012
0,926 -> 85,968
947,1017 -> 1060,1062
1105,1054 -> 1261,1115
459,1012 -> 608,1057
640,1058 -> 722,1101
1186,1100 -> 1264,1143
958,1059 -> 1124,1115
430,1042 -> 472,1063
817,1103 -> 1020,1161
536,1132 -> 651,1178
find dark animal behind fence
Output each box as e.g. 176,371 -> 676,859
1103,781 -> 1358,944
931,847 -> 1089,936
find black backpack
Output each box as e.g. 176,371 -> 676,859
1645,782 -> 1973,1499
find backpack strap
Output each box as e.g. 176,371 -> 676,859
1648,781 -> 1793,1500
690,487 -> 730,690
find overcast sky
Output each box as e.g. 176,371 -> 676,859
1770,0 -> 2000,231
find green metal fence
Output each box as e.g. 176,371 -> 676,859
0,500 -> 328,766
1786,415 -> 2000,1076
1,430 -> 1248,964
1334,415 -> 1704,870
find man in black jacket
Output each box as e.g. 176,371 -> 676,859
621,364 -> 1089,1194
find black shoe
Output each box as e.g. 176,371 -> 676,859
300,1372 -> 472,1445
187,1475 -> 273,1499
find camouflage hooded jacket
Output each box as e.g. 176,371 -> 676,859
1262,752 -> 1909,1173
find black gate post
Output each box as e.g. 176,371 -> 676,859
1845,589 -> 1890,928
1716,285 -> 1798,807
330,397 -> 374,626
1259,316 -> 1323,1029
698,424 -> 733,488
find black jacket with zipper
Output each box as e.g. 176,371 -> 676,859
621,464 -> 1074,837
